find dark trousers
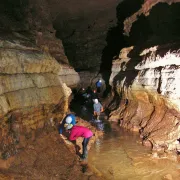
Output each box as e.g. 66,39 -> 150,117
97,87 -> 101,93
82,137 -> 91,159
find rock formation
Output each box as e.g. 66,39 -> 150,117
124,0 -> 180,36
107,0 -> 180,156
0,32 -> 73,160
109,44 -> 180,153
0,0 -> 80,160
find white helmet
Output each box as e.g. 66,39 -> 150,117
94,99 -> 98,104
99,79 -> 102,82
65,116 -> 72,124
64,123 -> 73,130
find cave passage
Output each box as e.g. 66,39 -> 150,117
68,87 -> 180,180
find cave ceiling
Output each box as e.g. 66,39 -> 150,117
48,0 -> 122,70
1,0 -> 180,72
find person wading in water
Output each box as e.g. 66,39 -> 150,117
93,99 -> 103,120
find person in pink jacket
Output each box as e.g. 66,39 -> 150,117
65,124 -> 93,160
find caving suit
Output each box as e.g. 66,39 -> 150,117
69,125 -> 93,159
59,114 -> 76,134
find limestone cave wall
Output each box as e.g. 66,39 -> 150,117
108,0 -> 180,154
0,33 -> 72,159
109,44 -> 180,152
0,0 -> 80,159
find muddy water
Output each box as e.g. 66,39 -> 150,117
88,123 -> 180,180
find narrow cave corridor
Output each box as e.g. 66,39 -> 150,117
1,0 -> 180,179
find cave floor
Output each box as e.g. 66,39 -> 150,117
0,129 -> 103,180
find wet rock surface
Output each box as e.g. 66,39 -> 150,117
0,89 -> 105,179
109,44 -> 180,155
0,0 -> 81,159
0,33 -> 80,159
0,128 -> 103,180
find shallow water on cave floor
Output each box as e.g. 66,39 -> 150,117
88,123 -> 180,180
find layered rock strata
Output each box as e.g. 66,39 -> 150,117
0,33 -> 79,160
124,0 -> 180,36
0,0 -> 81,161
109,44 -> 180,154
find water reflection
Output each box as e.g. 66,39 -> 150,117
90,119 -> 105,131
89,122 -> 180,180
94,138 -> 102,154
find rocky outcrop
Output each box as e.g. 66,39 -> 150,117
59,65 -> 80,88
0,0 -> 81,161
0,119 -> 104,179
36,31 -> 69,64
124,0 -> 180,36
109,44 -> 180,154
0,32 -> 80,160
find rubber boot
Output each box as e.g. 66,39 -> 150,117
82,149 -> 88,159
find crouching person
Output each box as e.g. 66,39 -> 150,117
59,114 -> 76,139
65,124 -> 93,160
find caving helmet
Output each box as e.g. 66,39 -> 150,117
65,116 -> 72,124
94,99 -> 98,104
